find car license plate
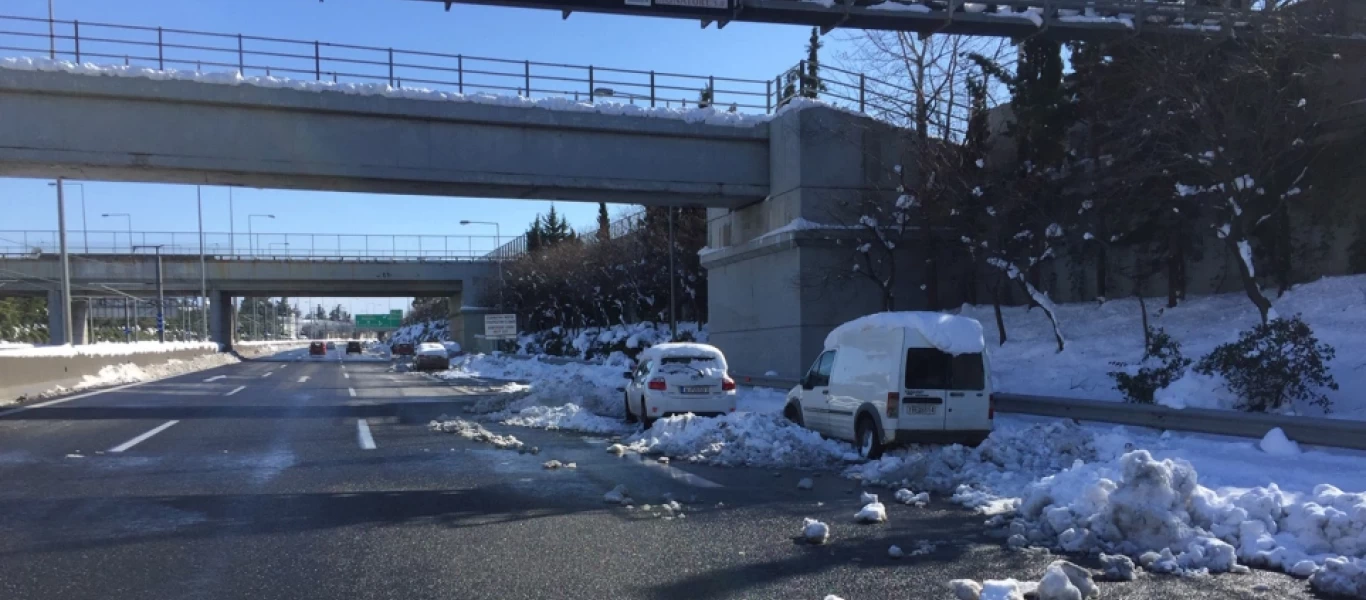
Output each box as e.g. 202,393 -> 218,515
681,386 -> 710,394
905,404 -> 937,416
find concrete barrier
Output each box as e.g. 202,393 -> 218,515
233,342 -> 311,360
0,348 -> 221,404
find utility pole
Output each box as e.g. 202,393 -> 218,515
134,245 -> 166,342
103,212 -> 134,342
197,186 -> 208,341
47,0 -> 55,59
668,206 -> 677,341
55,178 -> 73,345
228,188 -> 235,255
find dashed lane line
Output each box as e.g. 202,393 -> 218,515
348,387 -> 357,397
357,419 -> 376,450
109,420 -> 180,453
298,376 -> 310,383
203,375 -> 227,382
226,386 -> 246,396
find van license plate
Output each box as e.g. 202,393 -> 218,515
905,405 -> 937,416
681,386 -> 710,394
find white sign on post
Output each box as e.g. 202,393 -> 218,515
484,314 -> 518,339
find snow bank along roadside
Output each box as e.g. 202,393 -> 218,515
436,355 -> 1366,597
40,353 -> 240,398
1,57 -> 842,127
0,340 -> 218,358
0,344 -> 233,405
967,274 -> 1366,420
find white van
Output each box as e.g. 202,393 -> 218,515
783,312 -> 993,458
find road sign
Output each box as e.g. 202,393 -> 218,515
355,313 -> 402,329
484,314 -> 517,339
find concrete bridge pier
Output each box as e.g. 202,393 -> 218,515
702,106 -> 953,379
46,290 -> 90,345
209,290 -> 236,351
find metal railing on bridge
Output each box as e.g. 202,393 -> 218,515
0,230 -> 503,261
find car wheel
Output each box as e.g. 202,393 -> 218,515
624,392 -> 638,424
640,399 -> 655,429
783,403 -> 805,427
856,415 -> 885,460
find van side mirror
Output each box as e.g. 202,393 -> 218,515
800,374 -> 812,390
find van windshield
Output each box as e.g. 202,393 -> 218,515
905,349 -> 985,390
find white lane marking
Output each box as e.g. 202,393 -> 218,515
0,380 -> 155,418
203,375 -> 227,382
297,376 -> 310,383
109,420 -> 180,453
278,365 -> 287,370
262,371 -> 274,378
348,387 -> 357,397
357,419 -> 376,450
343,372 -> 350,379
226,385 -> 246,396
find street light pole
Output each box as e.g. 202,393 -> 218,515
102,212 -> 134,342
55,178 -> 73,345
47,0 -> 54,59
228,188 -> 235,255
459,220 -> 503,310
48,181 -> 86,253
248,214 -> 275,256
197,186 -> 208,341
134,245 -> 166,342
668,206 -> 677,340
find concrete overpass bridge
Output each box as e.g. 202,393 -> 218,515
0,252 -> 498,351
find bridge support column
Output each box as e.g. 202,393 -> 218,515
70,299 -> 90,345
447,291 -> 492,354
46,290 -> 91,345
702,106 -> 952,379
209,290 -> 235,351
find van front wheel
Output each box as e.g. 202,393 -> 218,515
856,416 -> 885,460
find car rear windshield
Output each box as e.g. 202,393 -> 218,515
905,349 -> 985,391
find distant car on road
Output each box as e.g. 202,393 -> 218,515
326,341 -> 336,350
345,341 -> 363,355
309,341 -> 326,356
413,342 -> 450,371
391,342 -> 415,357
784,312 -> 993,460
624,342 -> 735,428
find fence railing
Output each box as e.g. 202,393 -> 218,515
0,14 -> 776,112
490,209 -> 647,260
0,230 -> 504,261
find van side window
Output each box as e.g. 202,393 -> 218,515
949,353 -> 986,390
807,350 -> 836,387
905,349 -> 951,389
905,349 -> 986,390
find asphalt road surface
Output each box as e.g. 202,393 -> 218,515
0,348 -> 1319,599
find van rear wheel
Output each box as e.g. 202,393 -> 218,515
856,416 -> 885,460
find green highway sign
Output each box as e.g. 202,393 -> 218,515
355,312 -> 402,329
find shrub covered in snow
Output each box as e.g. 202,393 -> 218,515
1108,327 -> 1191,404
1194,315 -> 1337,413
517,321 -> 706,360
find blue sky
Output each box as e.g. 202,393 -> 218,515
2,0 -> 825,316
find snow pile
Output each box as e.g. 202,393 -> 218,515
895,488 -> 930,507
429,417 -> 524,451
501,403 -> 635,435
638,342 -> 728,373
855,499 -> 888,523
0,340 -> 218,357
960,274 -> 1366,419
603,484 -> 632,504
439,353 -> 630,418
888,544 -> 905,558
1098,553 -> 1136,581
801,518 -> 830,544
517,321 -> 707,360
1259,427 -> 1301,456
34,353 -> 239,399
389,320 -> 450,345
825,311 -> 984,354
797,477 -> 815,490
0,57 -> 843,127
624,412 -> 855,468
951,561 -> 1095,600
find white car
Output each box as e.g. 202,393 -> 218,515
784,312 -> 994,459
413,342 -> 450,371
623,343 -> 736,427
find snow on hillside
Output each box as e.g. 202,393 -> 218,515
963,274 -> 1366,419
389,321 -> 451,345
517,321 -> 706,360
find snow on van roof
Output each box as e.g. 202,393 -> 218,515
824,312 -> 985,355
638,342 -> 727,368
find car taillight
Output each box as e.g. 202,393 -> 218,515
989,394 -> 995,419
886,392 -> 898,418
722,377 -> 736,391
648,379 -> 667,391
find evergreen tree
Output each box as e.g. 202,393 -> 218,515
800,27 -> 825,99
525,214 -> 546,254
596,203 -> 611,243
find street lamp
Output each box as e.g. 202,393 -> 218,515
49,181 -> 86,253
459,220 -> 503,310
102,212 -> 134,343
248,214 -> 275,256
132,244 -> 166,342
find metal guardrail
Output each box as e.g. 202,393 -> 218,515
0,230 -> 506,261
0,14 -> 774,112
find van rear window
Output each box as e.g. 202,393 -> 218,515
905,349 -> 985,390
